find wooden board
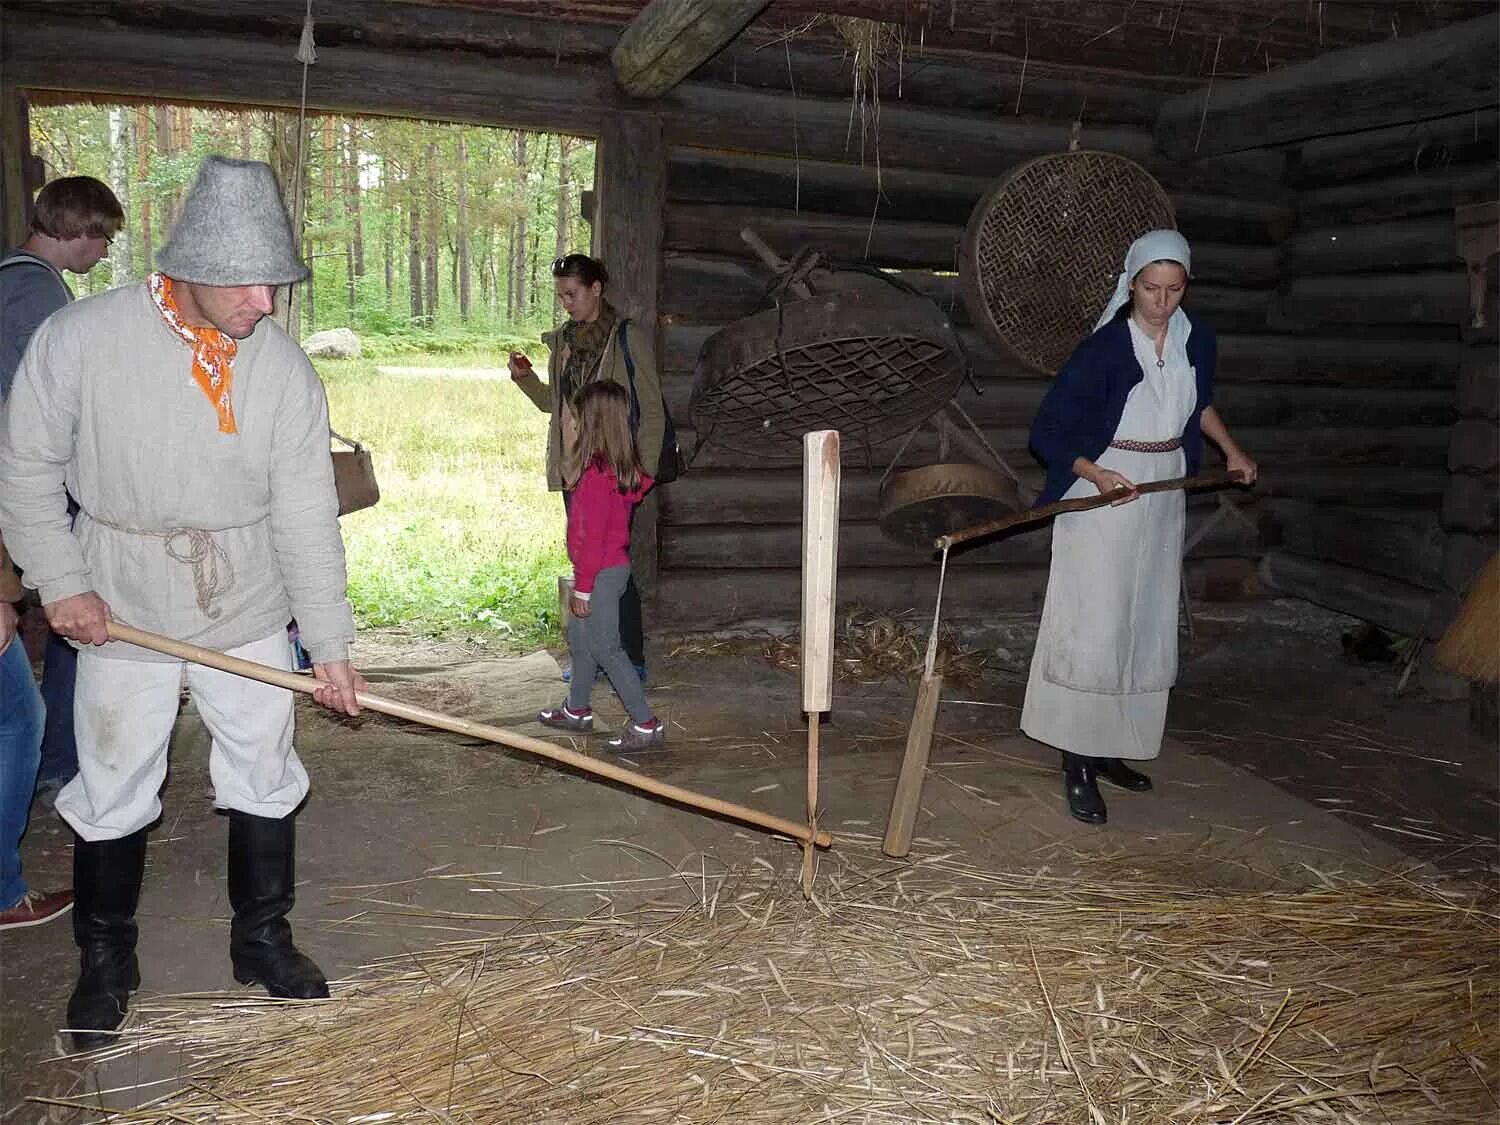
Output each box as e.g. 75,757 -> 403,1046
801,430 -> 840,713
1299,163 -> 1497,227
1155,14 -> 1500,160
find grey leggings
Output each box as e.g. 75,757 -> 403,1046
567,565 -> 652,724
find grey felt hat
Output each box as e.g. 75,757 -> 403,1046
156,156 -> 308,286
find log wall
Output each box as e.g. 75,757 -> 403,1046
652,86 -> 1479,630
1257,115 -> 1497,637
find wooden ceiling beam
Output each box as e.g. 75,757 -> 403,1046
612,0 -> 769,99
1156,12 -> 1500,160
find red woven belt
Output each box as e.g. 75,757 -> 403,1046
1109,438 -> 1182,453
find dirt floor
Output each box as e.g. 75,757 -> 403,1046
0,598 -> 1495,1120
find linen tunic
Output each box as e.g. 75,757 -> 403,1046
1021,314 -> 1198,760
0,282 -> 355,664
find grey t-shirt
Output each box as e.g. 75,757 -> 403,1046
0,250 -> 73,399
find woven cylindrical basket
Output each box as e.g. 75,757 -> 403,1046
959,150 -> 1175,375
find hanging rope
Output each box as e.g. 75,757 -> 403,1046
281,0 -> 316,329
923,545 -> 950,678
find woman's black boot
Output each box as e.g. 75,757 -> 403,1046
67,829 -> 148,1052
1062,753 -> 1107,825
1095,758 -> 1152,792
228,811 -> 329,999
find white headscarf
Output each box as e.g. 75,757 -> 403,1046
1093,229 -> 1192,332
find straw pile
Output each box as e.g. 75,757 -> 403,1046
49,843 -> 1497,1123
1437,552 -> 1499,684
765,606 -> 989,685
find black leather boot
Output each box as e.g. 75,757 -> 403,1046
1095,758 -> 1153,792
228,811 -> 328,999
67,829 -> 147,1052
1062,753 -> 1107,825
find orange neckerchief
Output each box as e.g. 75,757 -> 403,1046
149,272 -> 238,435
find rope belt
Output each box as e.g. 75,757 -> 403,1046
91,519 -> 235,619
1109,437 -> 1182,453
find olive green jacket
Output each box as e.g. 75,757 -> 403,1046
514,318 -> 665,492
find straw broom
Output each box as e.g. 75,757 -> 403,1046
1436,551 -> 1499,683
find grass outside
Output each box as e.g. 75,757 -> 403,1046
315,343 -> 567,650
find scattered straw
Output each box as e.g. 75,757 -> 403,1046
764,606 -> 988,686
47,841 -> 1498,1122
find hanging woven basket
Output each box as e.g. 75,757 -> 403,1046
689,285 -> 966,458
959,150 -> 1175,375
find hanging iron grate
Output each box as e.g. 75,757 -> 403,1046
689,287 -> 966,458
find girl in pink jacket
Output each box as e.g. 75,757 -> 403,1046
538,382 -> 662,751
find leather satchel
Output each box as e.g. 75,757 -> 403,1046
331,429 -> 380,516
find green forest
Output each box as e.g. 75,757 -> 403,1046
31,102 -> 596,351
29,102 -> 594,646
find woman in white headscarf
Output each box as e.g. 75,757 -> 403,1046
1023,230 -> 1257,825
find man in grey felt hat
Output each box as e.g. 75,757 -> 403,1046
0,155 -> 366,1052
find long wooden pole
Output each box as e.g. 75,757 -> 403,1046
105,622 -> 832,849
934,470 -> 1244,551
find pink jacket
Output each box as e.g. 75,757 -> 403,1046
568,456 -> 653,595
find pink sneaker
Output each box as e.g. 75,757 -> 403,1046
537,702 -> 594,733
606,719 -> 665,752
0,888 -> 74,930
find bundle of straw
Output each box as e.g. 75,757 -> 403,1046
42,842 -> 1497,1123
1436,551 -> 1499,683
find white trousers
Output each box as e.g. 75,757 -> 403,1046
56,631 -> 309,841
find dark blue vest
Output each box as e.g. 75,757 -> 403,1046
1029,308 -> 1216,506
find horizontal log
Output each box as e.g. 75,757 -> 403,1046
665,203 -> 1281,279
4,13 -> 622,134
1259,552 -> 1434,637
1457,351 -> 1499,419
660,254 -> 1272,334
693,35 -> 1164,127
665,149 -> 1291,242
1262,467 -> 1446,509
674,415 -> 1447,473
662,502 -> 1260,570
1276,272 -> 1470,327
1260,500 -> 1445,591
1442,531 -> 1498,592
660,254 -> 970,327
1450,419 -> 1500,473
1214,385 -> 1455,429
1442,472 -> 1500,533
1225,336 -> 1463,388
1293,108 -> 1500,187
1298,163 -> 1498,227
1282,216 -> 1459,277
669,324 -> 1465,390
659,82 -> 1158,178
654,565 -> 1050,630
1155,15 -> 1500,161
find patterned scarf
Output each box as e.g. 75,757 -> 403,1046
149,272 -> 238,435
558,301 -> 618,403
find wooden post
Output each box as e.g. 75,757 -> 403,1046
595,113 -> 666,603
801,429 -> 840,893
1,87 -> 36,249
612,0 -> 769,99
882,670 -> 941,859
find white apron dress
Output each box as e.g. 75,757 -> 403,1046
1021,314 -> 1199,761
